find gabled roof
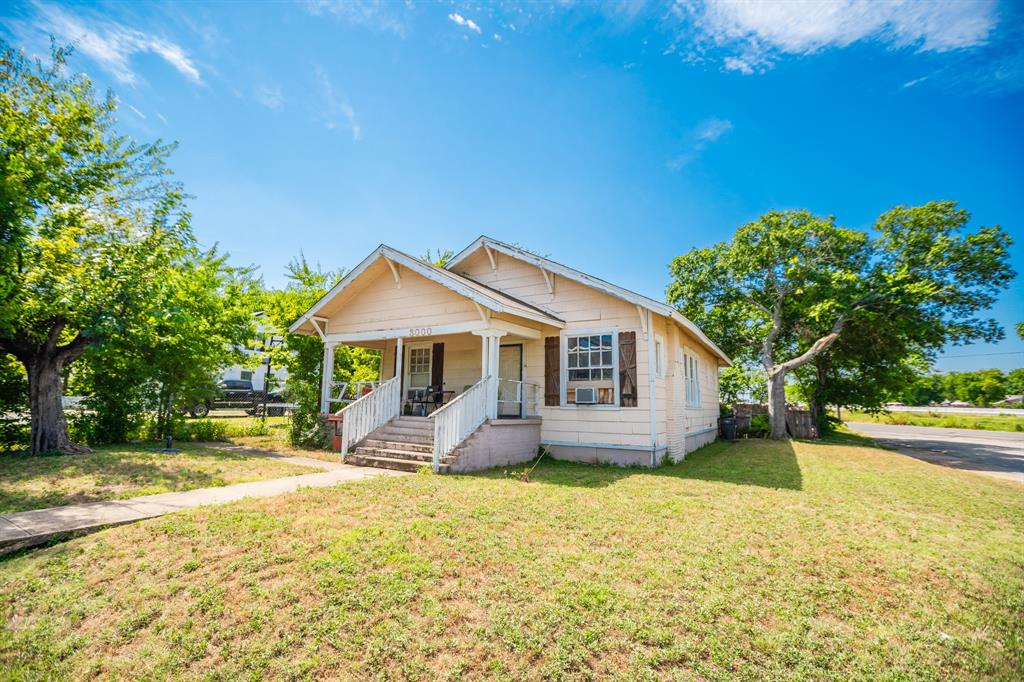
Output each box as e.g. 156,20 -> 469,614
289,244 -> 565,335
447,236 -> 731,366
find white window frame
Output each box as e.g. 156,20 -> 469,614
684,350 -> 701,407
559,328 -> 620,410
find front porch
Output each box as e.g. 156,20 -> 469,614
317,325 -> 544,472
321,329 -> 542,419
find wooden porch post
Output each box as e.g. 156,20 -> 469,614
320,343 -> 335,413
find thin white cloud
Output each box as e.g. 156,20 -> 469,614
666,116 -> 733,171
28,2 -> 202,85
314,66 -> 361,141
303,0 -> 410,38
695,117 -> 733,142
902,75 -> 928,89
156,112 -> 169,125
494,33 -> 503,42
127,104 -> 146,119
680,0 -> 998,74
449,13 -> 482,34
255,83 -> 284,110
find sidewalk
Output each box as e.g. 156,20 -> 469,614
0,449 -> 406,554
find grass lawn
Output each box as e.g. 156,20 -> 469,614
1,436 -> 1021,679
220,416 -> 343,463
845,410 -> 1024,433
0,443 -> 312,514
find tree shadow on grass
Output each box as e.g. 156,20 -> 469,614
501,438 -> 803,491
0,445 -> 256,514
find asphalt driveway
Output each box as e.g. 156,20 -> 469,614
848,422 -> 1024,485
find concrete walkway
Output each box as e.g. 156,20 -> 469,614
0,448 -> 405,554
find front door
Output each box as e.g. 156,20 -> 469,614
406,345 -> 432,400
497,344 -> 523,418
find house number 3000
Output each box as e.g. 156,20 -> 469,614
409,327 -> 432,337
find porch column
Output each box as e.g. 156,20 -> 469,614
394,337 -> 404,413
479,334 -> 489,379
320,342 -> 335,413
489,333 -> 502,418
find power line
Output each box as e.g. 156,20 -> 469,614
941,350 -> 1024,358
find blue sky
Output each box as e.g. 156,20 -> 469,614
3,0 -> 1022,371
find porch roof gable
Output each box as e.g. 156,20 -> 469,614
289,244 -> 565,336
447,236 -> 732,366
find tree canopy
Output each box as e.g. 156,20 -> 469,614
668,202 -> 1014,437
0,43 -> 252,453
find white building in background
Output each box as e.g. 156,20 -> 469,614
220,317 -> 289,389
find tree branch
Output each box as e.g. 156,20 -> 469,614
55,332 -> 93,363
776,315 -> 847,374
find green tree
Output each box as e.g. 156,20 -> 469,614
0,44 -> 194,453
943,369 -> 1007,406
261,256 -> 379,447
718,364 -> 767,405
1005,368 -> 1024,397
668,203 -> 1014,439
421,248 -> 455,267
71,245 -> 258,443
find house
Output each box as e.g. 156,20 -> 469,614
289,237 -> 730,472
220,317 -> 288,391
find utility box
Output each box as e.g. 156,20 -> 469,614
325,414 -> 344,451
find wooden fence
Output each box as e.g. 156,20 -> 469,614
730,403 -> 818,439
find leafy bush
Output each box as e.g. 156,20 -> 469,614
286,380 -> 329,448
747,414 -> 770,438
173,419 -> 229,442
223,420 -> 271,438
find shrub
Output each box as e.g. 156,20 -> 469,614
748,414 -> 770,438
173,419 -> 229,442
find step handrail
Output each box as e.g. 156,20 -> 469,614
429,375 -> 493,472
338,375 -> 400,456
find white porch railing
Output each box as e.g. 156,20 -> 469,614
328,381 -> 380,409
429,375 -> 493,472
497,379 -> 541,418
338,376 -> 400,456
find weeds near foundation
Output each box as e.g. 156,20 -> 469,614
509,446 -> 549,483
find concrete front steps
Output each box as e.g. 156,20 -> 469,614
347,416 -> 456,473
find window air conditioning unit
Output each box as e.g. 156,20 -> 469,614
575,387 -> 597,404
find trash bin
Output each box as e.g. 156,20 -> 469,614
719,416 -> 737,441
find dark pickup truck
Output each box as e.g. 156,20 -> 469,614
188,380 -> 286,417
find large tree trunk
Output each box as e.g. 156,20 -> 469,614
767,369 -> 788,440
25,352 -> 90,455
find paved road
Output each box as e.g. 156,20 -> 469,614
0,447 -> 406,554
881,405 -> 1023,416
848,422 -> 1024,485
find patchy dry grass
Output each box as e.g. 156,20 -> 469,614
0,443 -> 310,514
1,436 -> 1021,680
224,416 -> 342,463
845,410 -> 1024,433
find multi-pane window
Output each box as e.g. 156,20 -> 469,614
566,333 -> 615,405
408,347 -> 431,390
683,352 -> 701,406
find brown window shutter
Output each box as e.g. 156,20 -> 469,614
431,342 -> 444,387
619,331 -> 638,407
544,336 -> 560,406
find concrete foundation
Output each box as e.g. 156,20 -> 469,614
544,443 -> 659,467
447,418 -> 542,473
